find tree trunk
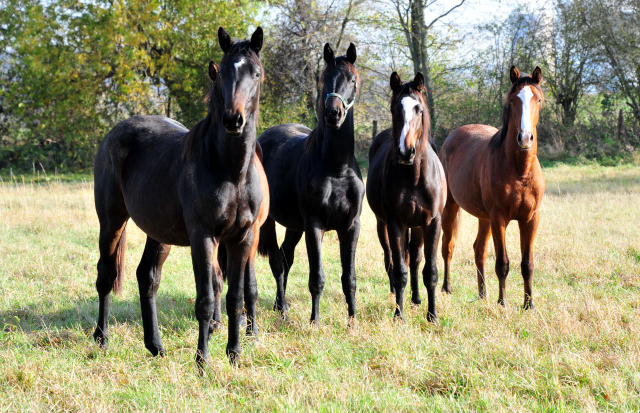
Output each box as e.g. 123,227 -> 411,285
409,0 -> 436,132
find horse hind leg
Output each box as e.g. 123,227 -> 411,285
409,227 -> 424,305
136,236 -> 171,356
376,220 -> 394,294
260,217 -> 289,313
473,219 -> 492,299
441,196 -> 461,294
93,212 -> 129,349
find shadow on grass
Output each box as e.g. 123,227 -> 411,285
0,290 -> 285,337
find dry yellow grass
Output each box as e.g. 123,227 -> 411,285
0,163 -> 639,411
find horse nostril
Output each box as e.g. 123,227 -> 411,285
517,132 -> 523,142
235,113 -> 243,128
410,147 -> 416,156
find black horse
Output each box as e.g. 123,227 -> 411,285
257,43 -> 365,324
366,72 -> 446,321
92,27 -> 269,368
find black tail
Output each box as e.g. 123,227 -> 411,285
112,225 -> 127,295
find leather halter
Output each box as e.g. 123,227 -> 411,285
324,84 -> 356,123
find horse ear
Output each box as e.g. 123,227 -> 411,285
218,27 -> 232,53
531,66 -> 542,85
208,60 -> 218,81
510,66 -> 520,84
414,72 -> 425,91
346,43 -> 356,64
324,43 -> 335,63
390,72 -> 402,92
250,26 -> 263,54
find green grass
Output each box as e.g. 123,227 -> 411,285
1,163 -> 639,411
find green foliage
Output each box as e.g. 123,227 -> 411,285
0,0 -> 260,171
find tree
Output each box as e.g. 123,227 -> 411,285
391,0 -> 466,131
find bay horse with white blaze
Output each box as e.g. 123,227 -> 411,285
92,27 -> 269,367
439,66 -> 545,309
257,43 -> 365,324
367,72 -> 446,321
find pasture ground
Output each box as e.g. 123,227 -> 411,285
0,163 -> 639,412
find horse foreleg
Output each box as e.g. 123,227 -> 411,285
409,227 -> 424,305
376,220 -> 394,294
422,216 -> 441,323
189,231 -> 217,370
388,221 -> 408,321
441,197 -> 461,294
474,219 -> 492,299
518,212 -> 539,310
338,218 -> 360,321
136,237 -> 171,356
490,212 -> 509,306
224,236 -> 251,364
305,223 -> 325,325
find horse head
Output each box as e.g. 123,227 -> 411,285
320,42 -> 359,130
506,66 -> 543,150
209,26 -> 264,136
389,72 -> 430,165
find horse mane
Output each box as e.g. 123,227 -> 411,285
488,74 -> 544,152
182,40 -> 263,160
304,56 -> 360,156
383,81 -> 432,170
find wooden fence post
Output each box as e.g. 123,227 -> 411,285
372,120 -> 378,141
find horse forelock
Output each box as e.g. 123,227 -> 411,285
304,56 -> 359,155
488,75 -> 544,152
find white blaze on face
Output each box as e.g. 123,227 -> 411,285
234,58 -> 245,73
517,86 -> 534,134
399,96 -> 420,153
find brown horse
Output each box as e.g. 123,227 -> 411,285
439,66 -> 545,309
366,72 -> 446,321
92,27 -> 268,368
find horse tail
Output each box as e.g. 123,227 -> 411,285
112,225 -> 127,295
257,231 -> 269,257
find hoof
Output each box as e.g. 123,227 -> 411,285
226,349 -> 241,367
309,318 -> 320,327
441,286 -> 452,294
93,330 -> 108,350
411,295 -> 422,306
272,300 -> 289,316
523,301 -> 534,310
209,320 -> 223,333
195,350 -> 210,375
426,311 -> 438,324
497,299 -> 506,307
146,344 -> 166,357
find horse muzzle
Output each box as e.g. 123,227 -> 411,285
517,131 -> 534,149
398,146 -> 416,165
222,110 -> 245,136
325,107 -> 344,130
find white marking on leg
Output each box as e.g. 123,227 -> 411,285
518,86 -> 534,133
400,96 -> 420,154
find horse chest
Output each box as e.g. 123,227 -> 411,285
196,183 -> 260,240
308,174 -> 363,230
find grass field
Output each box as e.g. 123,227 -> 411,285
0,163 -> 639,412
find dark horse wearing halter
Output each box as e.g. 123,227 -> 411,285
257,43 -> 365,324
439,66 -> 545,309
92,27 -> 269,367
367,72 -> 447,321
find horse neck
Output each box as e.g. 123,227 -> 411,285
205,112 -> 257,184
320,111 -> 355,171
501,125 -> 538,177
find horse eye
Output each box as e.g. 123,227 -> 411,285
538,99 -> 541,103
255,72 -> 261,78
